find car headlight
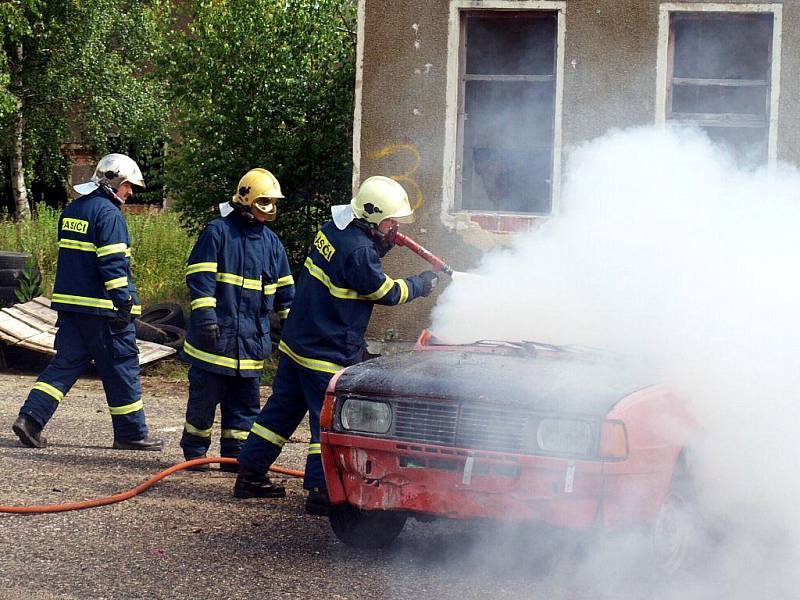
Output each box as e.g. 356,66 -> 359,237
340,398 -> 392,434
536,418 -> 595,456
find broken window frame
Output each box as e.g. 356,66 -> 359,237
442,0 -> 566,229
655,3 -> 782,166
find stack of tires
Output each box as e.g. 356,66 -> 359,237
0,251 -> 34,308
135,303 -> 187,351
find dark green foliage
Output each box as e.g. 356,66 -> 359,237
14,258 -> 43,303
0,0 -> 171,211
160,0 -> 357,267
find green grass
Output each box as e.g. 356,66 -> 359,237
0,204 -> 195,307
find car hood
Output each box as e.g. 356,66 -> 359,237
335,348 -> 653,416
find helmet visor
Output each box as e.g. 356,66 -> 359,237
253,198 -> 278,220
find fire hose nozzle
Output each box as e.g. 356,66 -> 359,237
394,232 -> 454,276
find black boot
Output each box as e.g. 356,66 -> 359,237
113,436 -> 164,451
219,456 -> 240,473
234,468 -> 286,499
305,487 -> 330,516
184,453 -> 210,472
12,414 -> 47,448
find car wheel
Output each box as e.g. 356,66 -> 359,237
157,324 -> 186,350
139,302 -> 186,329
0,269 -> 23,287
652,481 -> 698,575
0,285 -> 20,307
134,319 -> 167,344
329,503 -> 407,549
0,251 -> 32,270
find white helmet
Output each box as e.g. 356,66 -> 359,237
74,153 -> 146,196
332,176 -> 414,230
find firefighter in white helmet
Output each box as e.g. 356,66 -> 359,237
13,153 -> 163,450
180,168 -> 294,470
234,176 -> 437,513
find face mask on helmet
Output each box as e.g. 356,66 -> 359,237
351,218 -> 398,257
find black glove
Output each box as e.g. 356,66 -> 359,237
419,271 -> 439,297
196,323 -> 220,350
109,298 -> 134,331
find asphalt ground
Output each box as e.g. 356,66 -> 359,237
0,364 -> 677,600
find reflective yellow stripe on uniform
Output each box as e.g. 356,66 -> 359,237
263,284 -> 277,296
397,279 -> 409,305
308,443 -> 321,456
276,275 -> 294,288
186,262 -> 218,276
96,243 -> 128,257
109,399 -> 144,416
239,359 -> 264,370
191,297 -> 217,310
51,293 -> 115,310
59,239 -> 97,252
183,341 -> 238,369
183,341 -> 262,371
104,276 -> 128,290
278,340 -> 343,374
250,423 -> 287,448
184,421 -> 213,438
362,275 -> 394,301
277,308 -> 290,319
131,305 -> 142,316
32,381 -> 64,403
216,272 -> 262,291
221,429 -> 249,440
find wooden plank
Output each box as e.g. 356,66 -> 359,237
0,318 -> 42,341
13,301 -> 58,326
0,331 -> 21,345
1,306 -> 53,334
0,296 -> 176,366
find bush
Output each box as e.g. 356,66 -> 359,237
160,0 -> 356,268
127,210 -> 193,305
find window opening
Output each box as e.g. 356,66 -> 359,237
457,11 -> 558,215
667,13 -> 773,165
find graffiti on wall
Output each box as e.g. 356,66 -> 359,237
367,143 -> 424,210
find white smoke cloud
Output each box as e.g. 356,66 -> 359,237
432,125 -> 800,597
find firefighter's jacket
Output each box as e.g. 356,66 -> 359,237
182,211 -> 294,377
51,190 -> 140,317
279,220 -> 426,374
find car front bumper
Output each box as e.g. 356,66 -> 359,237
321,432 -> 614,529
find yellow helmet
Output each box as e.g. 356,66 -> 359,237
232,168 -> 284,221
351,176 -> 414,226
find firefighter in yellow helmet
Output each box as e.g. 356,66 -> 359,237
234,176 -> 437,513
180,168 -> 295,469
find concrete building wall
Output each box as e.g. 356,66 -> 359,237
358,0 -> 798,341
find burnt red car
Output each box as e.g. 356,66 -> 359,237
320,332 -> 699,572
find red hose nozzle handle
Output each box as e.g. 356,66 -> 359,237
394,232 -> 454,275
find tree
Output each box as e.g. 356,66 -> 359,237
0,0 -> 171,219
161,0 -> 357,267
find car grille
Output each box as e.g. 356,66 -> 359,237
392,399 -> 532,454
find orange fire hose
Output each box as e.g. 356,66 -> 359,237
0,457 -> 304,515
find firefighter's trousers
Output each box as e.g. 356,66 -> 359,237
180,366 -> 261,458
19,312 -> 148,441
238,354 -> 332,489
